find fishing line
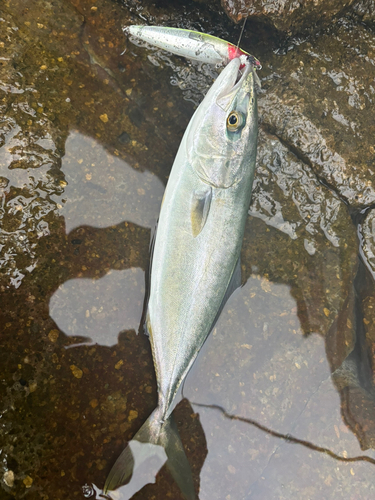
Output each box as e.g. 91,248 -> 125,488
236,18 -> 247,50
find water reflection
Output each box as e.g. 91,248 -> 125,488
50,268 -> 145,347
56,132 -> 164,233
183,278 -> 375,499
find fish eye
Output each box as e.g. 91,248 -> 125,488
226,111 -> 245,132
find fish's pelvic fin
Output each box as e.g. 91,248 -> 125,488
103,409 -> 196,500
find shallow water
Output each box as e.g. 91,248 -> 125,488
1,0 -> 375,499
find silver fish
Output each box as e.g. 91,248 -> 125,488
126,25 -> 261,69
104,57 -> 258,499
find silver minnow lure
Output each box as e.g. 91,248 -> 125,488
125,25 -> 262,69
104,58 -> 258,499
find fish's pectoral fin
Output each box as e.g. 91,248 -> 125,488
190,186 -> 212,238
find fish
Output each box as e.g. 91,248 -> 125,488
104,57 -> 259,499
125,25 -> 261,69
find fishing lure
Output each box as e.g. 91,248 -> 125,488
125,25 -> 261,69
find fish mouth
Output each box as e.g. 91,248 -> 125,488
234,60 -> 252,88
216,59 -> 253,111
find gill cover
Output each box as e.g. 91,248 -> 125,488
186,58 -> 257,189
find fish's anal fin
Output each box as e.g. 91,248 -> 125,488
226,255 -> 242,298
211,256 -> 242,329
190,186 -> 212,238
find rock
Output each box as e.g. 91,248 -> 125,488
361,210 -> 375,278
248,128 -> 358,371
3,470 -> 15,488
320,207 -> 375,450
221,0 -> 358,33
259,19 -> 375,209
352,0 -> 375,24
0,0 -> 197,289
358,211 -> 375,393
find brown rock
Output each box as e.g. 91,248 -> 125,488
221,0 -> 358,33
259,20 -> 375,209
361,211 -> 375,277
352,0 -> 375,24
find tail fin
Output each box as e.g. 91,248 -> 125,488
103,409 -> 196,500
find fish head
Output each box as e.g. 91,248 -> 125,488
187,57 -> 258,189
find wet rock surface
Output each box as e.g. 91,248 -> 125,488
220,0 -> 375,35
1,0 -> 375,499
352,0 -> 375,24
258,20 -> 375,210
361,211 -> 375,279
221,0 -> 358,33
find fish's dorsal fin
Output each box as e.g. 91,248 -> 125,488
190,187 -> 212,237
